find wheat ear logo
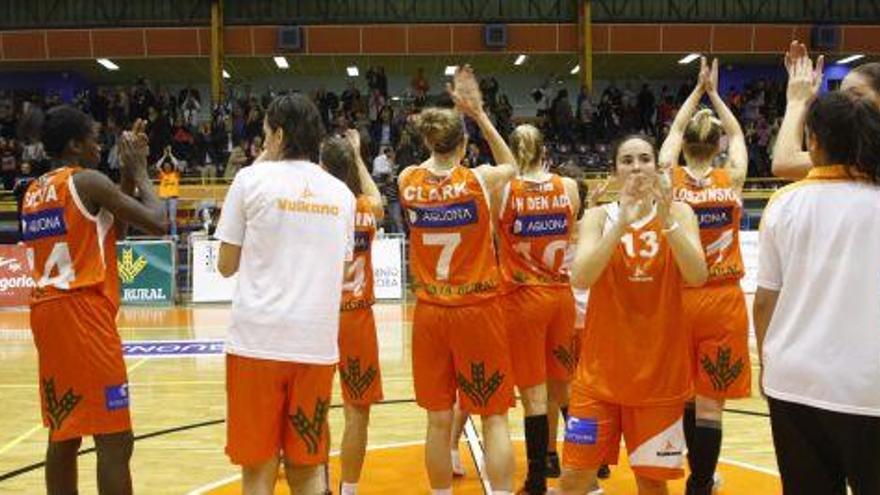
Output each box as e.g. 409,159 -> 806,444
117,248 -> 148,283
701,346 -> 744,391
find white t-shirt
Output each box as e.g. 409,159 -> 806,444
758,172 -> 880,417
372,154 -> 393,177
215,160 -> 356,364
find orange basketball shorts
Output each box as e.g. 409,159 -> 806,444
563,380 -> 686,481
338,308 -> 383,406
30,292 -> 130,442
503,285 -> 577,388
684,283 -> 752,400
412,297 -> 514,416
225,353 -> 335,467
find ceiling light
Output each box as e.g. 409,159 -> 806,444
96,58 -> 119,71
273,56 -> 289,69
837,54 -> 865,65
445,65 -> 458,76
514,54 -> 527,66
678,53 -> 701,65
347,66 -> 359,77
570,65 -> 580,75
222,70 -> 230,79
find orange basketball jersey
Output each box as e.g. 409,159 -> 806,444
498,175 -> 575,287
579,203 -> 692,406
341,195 -> 377,311
671,166 -> 744,284
21,166 -> 119,306
399,165 -> 500,306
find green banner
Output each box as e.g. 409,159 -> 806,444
116,240 -> 175,306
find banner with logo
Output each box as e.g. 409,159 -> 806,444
373,234 -> 405,300
116,240 -> 175,305
0,244 -> 34,307
191,239 -> 238,303
190,235 -> 405,303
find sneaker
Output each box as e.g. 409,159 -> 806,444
597,464 -> 611,479
451,450 -> 466,477
713,472 -> 723,492
546,452 -> 561,478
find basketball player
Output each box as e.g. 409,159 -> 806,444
755,90 -> 880,495
400,65 -> 518,495
773,40 -> 880,179
216,94 -> 355,495
496,124 -> 579,494
658,57 -> 751,495
322,130 -> 385,495
21,107 -> 166,495
560,135 -> 708,495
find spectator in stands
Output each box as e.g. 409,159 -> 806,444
412,67 -> 430,98
372,146 -> 395,179
171,116 -> 195,165
638,84 -> 656,134
248,136 -> 263,165
368,88 -> 386,124
0,137 -> 18,190
495,94 -> 514,136
371,107 -> 398,155
225,140 -> 248,180
156,147 -> 181,237
367,66 -> 388,98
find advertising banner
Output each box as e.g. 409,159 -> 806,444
116,240 -> 175,305
191,235 -> 405,303
0,244 -> 34,307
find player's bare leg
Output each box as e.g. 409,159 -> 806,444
242,457 -> 280,495
426,409 -> 454,491
45,436 -> 82,495
94,430 -> 133,495
340,403 -> 371,492
482,413 -> 515,492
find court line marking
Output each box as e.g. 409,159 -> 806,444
0,358 -> 150,458
463,416 -> 492,494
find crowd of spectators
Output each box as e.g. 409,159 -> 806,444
0,69 -> 787,235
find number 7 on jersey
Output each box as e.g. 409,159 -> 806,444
422,233 -> 461,281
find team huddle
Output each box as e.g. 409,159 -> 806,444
19,40 -> 880,495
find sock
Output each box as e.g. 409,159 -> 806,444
688,418 -> 722,491
524,415 -> 549,491
431,489 -> 452,495
340,482 -> 358,495
492,491 -> 513,495
684,402 -> 696,470
560,406 -> 569,424
451,449 -> 465,475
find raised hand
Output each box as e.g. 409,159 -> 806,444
618,174 -> 651,226
446,65 -> 484,119
119,119 -> 149,179
706,58 -> 720,96
650,171 -> 674,225
784,40 -> 824,104
344,129 -> 361,154
588,179 -> 611,209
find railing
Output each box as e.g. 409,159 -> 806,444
2,0 -> 880,29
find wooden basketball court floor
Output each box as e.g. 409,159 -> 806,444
0,301 -> 781,494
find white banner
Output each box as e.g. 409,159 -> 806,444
190,236 -> 405,303
739,230 -> 759,295
371,235 -> 405,300
191,239 -> 238,303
